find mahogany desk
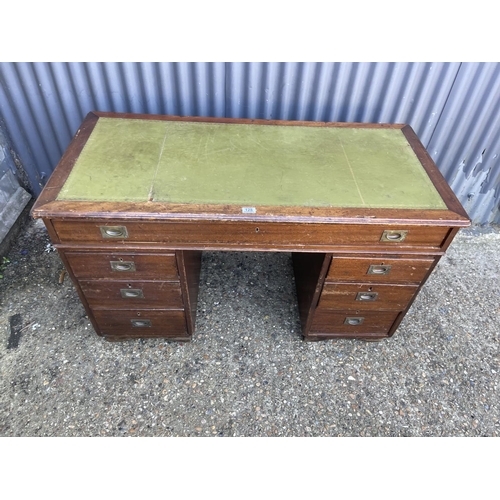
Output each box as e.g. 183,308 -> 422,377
32,112 -> 470,342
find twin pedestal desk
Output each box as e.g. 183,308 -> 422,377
32,112 -> 470,342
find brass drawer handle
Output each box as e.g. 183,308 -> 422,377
356,292 -> 378,301
100,226 -> 128,238
131,319 -> 151,327
110,261 -> 136,272
380,230 -> 408,242
344,317 -> 364,326
367,265 -> 392,275
120,289 -> 144,299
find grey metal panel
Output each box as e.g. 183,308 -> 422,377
427,62 -> 500,224
0,122 -> 17,178
0,62 -> 498,223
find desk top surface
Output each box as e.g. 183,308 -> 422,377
57,116 -> 447,210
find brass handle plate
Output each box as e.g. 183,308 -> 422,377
356,292 -> 378,301
120,289 -> 144,299
344,317 -> 364,326
100,226 -> 128,239
110,261 -> 136,272
380,230 -> 408,242
130,319 -> 152,327
367,265 -> 392,275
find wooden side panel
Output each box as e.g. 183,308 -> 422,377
292,252 -> 330,334
176,250 -> 202,335
55,246 -> 104,337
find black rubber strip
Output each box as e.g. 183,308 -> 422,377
7,314 -> 23,349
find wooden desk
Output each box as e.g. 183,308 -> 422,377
32,112 -> 470,342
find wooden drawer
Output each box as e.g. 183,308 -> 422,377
63,251 -> 179,280
310,310 -> 400,335
52,220 -> 450,249
326,255 -> 436,283
79,280 -> 184,309
318,283 -> 418,311
92,309 -> 188,338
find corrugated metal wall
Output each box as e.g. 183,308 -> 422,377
0,62 -> 498,224
426,63 -> 500,225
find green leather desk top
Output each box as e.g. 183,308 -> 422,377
57,117 -> 447,210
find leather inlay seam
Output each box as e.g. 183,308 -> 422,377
338,138 -> 366,206
148,124 -> 169,202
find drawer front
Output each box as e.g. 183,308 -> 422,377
318,283 -> 418,311
93,309 -> 188,337
79,280 -> 184,309
310,310 -> 399,335
53,220 -> 450,248
64,251 -> 179,280
326,256 -> 435,283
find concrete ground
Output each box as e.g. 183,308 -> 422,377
0,217 -> 498,437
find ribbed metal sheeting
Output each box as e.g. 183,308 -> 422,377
0,62 -> 498,223
426,63 -> 500,225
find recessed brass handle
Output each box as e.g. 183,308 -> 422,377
367,265 -> 392,275
380,230 -> 408,242
131,319 -> 151,327
110,261 -> 136,272
356,292 -> 378,301
120,289 -> 144,299
100,226 -> 128,239
344,317 -> 364,326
